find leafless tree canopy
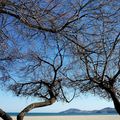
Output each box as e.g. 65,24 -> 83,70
61,0 -> 120,114
0,0 -> 120,119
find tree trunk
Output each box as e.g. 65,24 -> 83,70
109,90 -> 120,115
17,97 -> 56,120
0,108 -> 13,120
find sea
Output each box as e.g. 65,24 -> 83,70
8,113 -> 118,116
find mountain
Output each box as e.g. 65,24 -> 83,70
94,107 -> 117,114
59,108 -> 82,114
59,107 -> 117,115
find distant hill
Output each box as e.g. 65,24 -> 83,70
59,108 -> 82,114
59,107 -> 117,115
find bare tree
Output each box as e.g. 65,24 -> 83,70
0,0 -> 87,34
1,0 -> 120,119
0,37 -> 75,120
62,0 -> 120,114
0,108 -> 13,120
0,0 -> 97,119
0,0 -> 93,84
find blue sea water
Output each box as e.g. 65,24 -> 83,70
8,113 -> 117,116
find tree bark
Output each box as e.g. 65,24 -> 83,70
0,108 -> 13,120
17,97 -> 56,120
109,90 -> 120,115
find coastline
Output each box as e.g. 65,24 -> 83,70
11,115 -> 120,120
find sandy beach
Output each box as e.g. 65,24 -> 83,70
10,115 -> 120,120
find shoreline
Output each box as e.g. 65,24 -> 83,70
11,115 -> 120,120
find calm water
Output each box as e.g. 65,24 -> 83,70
8,113 -> 117,116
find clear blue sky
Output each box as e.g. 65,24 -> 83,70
0,89 -> 114,113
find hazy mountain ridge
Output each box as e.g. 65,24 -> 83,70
59,107 -> 117,114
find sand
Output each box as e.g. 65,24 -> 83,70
10,115 -> 120,120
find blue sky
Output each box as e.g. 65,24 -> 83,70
0,89 -> 114,113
